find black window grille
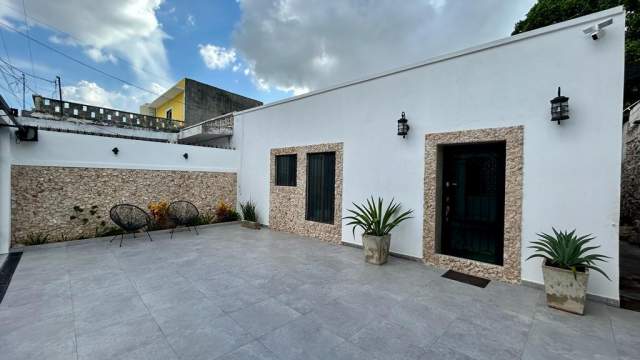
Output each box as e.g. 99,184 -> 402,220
275,154 -> 297,186
306,152 -> 336,224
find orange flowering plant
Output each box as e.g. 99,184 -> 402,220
214,200 -> 239,223
148,200 -> 170,228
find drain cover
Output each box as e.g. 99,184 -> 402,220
442,270 -> 490,288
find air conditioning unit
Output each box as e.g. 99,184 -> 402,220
15,126 -> 38,142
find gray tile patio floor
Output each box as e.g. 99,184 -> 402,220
1,223 -> 639,360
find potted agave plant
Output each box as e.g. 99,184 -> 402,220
344,197 -> 413,265
527,228 -> 610,315
240,200 -> 260,230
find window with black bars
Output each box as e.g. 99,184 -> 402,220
275,154 -> 297,186
306,152 -> 336,224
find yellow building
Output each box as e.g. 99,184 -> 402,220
140,78 -> 262,128
140,79 -> 186,124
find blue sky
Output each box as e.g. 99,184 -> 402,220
0,0 -> 536,112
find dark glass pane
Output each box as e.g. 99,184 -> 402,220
440,142 -> 506,265
275,154 -> 297,186
306,152 -> 335,224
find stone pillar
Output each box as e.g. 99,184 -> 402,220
622,104 -> 640,231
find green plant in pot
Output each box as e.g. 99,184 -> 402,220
344,197 -> 413,265
527,228 -> 610,315
240,200 -> 260,229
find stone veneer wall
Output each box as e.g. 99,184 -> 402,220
269,143 -> 343,243
622,115 -> 640,226
11,166 -> 236,246
423,126 -> 524,283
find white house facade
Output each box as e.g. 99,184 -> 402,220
234,7 -> 626,302
0,7 -> 626,305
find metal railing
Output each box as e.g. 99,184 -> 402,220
32,95 -> 184,132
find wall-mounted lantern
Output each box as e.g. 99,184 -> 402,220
397,112 -> 410,138
112,147 -> 119,155
550,87 -> 569,124
183,153 -> 189,159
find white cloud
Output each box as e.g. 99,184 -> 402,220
0,0 -> 172,88
48,34 -> 77,46
232,0 -> 536,93
198,44 -> 237,70
62,80 -> 154,111
84,48 -> 118,64
187,14 -> 196,27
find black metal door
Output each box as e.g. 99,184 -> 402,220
441,142 -> 505,265
306,152 -> 336,224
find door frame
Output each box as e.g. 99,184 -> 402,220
423,126 -> 523,283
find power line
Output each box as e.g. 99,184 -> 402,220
0,29 -> 18,77
0,21 -> 162,97
0,0 -> 178,89
0,56 -> 56,83
0,63 -> 22,104
21,0 -> 37,93
0,11 -> 243,122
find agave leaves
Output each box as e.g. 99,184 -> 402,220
343,197 -> 413,237
240,200 -> 258,223
527,228 -> 610,281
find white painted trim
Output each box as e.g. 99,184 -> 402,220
236,6 -> 624,116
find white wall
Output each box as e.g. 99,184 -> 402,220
10,130 -> 239,173
236,8 -> 625,300
0,129 -> 239,254
0,128 -> 11,256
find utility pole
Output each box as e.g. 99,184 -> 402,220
21,73 -> 25,111
56,76 -> 62,118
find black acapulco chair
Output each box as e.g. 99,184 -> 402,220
167,201 -> 200,239
109,204 -> 153,247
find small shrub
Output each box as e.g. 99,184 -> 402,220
240,200 -> 258,223
344,197 -> 413,237
22,232 -> 50,246
193,212 -> 216,226
214,200 -> 240,222
527,228 -> 610,280
96,225 -> 124,238
148,200 -> 170,228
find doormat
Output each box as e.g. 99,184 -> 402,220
620,296 -> 640,312
0,252 -> 22,304
442,270 -> 490,288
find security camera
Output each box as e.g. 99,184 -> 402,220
583,18 -> 613,41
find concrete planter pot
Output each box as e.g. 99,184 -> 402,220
241,220 -> 260,230
542,260 -> 589,315
362,234 -> 390,265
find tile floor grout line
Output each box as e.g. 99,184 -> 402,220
606,306 -> 621,359
417,304 -> 459,355
65,247 -> 81,360
518,294 -> 545,360
113,242 -> 182,360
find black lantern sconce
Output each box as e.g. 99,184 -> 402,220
112,147 -> 119,155
397,112 -> 410,138
183,153 -> 189,160
550,87 -> 569,124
